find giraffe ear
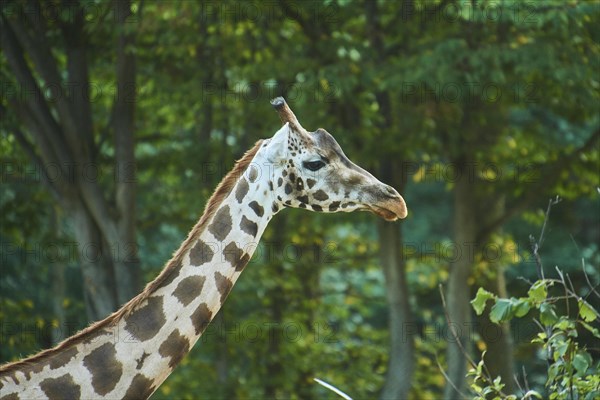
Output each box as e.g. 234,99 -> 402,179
265,122 -> 290,162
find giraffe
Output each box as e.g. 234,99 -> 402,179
0,97 -> 407,399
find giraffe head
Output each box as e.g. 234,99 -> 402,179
263,97 -> 407,221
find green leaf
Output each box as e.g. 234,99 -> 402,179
513,299 -> 531,317
555,318 -> 574,331
471,383 -> 483,393
578,300 -> 597,322
540,303 -> 559,326
471,288 -> 495,315
572,352 -> 590,374
547,363 -> 561,383
553,341 -> 569,359
528,280 -> 547,302
490,299 -> 513,323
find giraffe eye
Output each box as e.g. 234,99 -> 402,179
303,160 -> 326,171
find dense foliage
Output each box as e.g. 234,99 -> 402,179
1,0 -> 598,399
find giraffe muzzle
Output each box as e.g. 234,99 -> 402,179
368,185 -> 408,221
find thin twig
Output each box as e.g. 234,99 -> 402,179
529,236 -> 545,280
438,285 -> 510,398
568,345 -> 575,400
513,372 -> 525,395
438,285 -> 478,371
522,365 -> 531,394
532,318 -> 552,369
565,273 -> 578,304
581,257 -> 600,299
518,276 -> 534,286
435,355 -> 470,400
539,196 -> 561,248
569,235 -> 600,300
530,196 -> 561,280
568,234 -> 582,253
555,267 -> 570,317
544,277 -> 600,320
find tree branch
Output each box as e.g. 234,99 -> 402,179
60,1 -> 94,160
10,123 -> 61,201
0,13 -> 73,167
7,99 -> 78,202
5,4 -> 85,163
112,0 -> 140,301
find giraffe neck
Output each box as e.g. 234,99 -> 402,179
114,160 -> 275,396
0,141 -> 276,399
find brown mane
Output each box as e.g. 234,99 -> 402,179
0,140 -> 264,374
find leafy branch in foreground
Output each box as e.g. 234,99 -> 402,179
470,198 -> 600,400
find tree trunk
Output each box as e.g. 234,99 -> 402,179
475,272 -> 516,394
364,0 -> 417,390
70,204 -> 118,319
50,207 -> 67,345
1,1 -> 140,321
364,2 -> 416,397
114,0 -> 140,305
444,160 -> 477,399
475,195 -> 516,394
378,215 -> 414,400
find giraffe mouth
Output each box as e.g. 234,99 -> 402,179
368,198 -> 408,221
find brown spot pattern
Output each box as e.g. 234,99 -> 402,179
248,200 -> 264,217
173,276 -> 206,306
158,330 -> 190,369
313,190 -> 329,201
247,165 -> 258,182
307,178 -> 316,188
236,253 -> 251,271
123,373 -> 155,400
329,201 -> 341,212
297,195 -> 309,204
125,296 -> 166,342
209,205 -> 232,241
12,360 -> 44,381
1,394 -> 19,400
136,352 -> 150,370
214,271 -> 233,304
240,215 -> 258,237
40,374 -> 81,399
190,240 -> 215,266
191,302 -> 213,335
48,346 -> 77,369
222,242 -> 251,271
83,343 -> 123,396
159,262 -> 183,288
223,242 -> 243,267
235,178 -> 249,203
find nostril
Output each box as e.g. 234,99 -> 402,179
383,185 -> 399,198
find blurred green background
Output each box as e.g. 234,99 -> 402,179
1,0 -> 598,399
